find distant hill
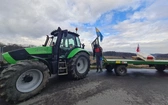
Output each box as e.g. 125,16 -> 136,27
152,53 -> 168,59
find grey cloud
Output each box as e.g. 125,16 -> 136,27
0,0 -> 167,54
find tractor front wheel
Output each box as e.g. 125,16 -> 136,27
69,52 -> 90,79
0,60 -> 49,103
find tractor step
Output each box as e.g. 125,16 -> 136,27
58,61 -> 68,75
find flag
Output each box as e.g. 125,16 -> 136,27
136,44 -> 140,52
91,37 -> 99,50
95,27 -> 103,42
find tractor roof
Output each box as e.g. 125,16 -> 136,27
68,31 -> 79,36
51,27 -> 79,37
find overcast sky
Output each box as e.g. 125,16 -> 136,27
0,0 -> 168,53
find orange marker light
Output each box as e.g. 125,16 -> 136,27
75,27 -> 78,33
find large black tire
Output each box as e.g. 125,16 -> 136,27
0,60 -> 49,103
155,65 -> 166,72
105,65 -> 113,72
69,52 -> 90,79
114,65 -> 127,76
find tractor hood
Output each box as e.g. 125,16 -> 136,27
2,46 -> 52,64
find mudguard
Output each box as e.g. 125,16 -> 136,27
67,48 -> 90,59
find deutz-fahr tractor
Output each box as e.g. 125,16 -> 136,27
0,27 -> 90,103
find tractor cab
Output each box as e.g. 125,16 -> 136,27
43,28 -> 82,58
59,31 -> 82,58
42,27 -> 89,75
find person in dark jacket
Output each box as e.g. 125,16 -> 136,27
93,44 -> 103,72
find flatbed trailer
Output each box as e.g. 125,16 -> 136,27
103,58 -> 168,76
90,33 -> 168,76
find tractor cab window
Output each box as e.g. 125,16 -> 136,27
60,33 -> 76,49
51,37 -> 57,46
76,37 -> 81,48
59,33 -> 77,58
68,38 -> 75,48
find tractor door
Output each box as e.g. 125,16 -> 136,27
57,32 -> 81,75
50,28 -> 81,74
50,27 -> 64,74
59,32 -> 80,58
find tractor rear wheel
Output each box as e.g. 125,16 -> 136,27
69,52 -> 90,79
0,60 -> 49,103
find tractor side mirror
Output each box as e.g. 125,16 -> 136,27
43,35 -> 49,46
82,43 -> 85,49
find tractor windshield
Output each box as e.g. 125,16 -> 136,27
60,33 -> 81,49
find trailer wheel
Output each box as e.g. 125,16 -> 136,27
105,65 -> 113,72
114,65 -> 127,76
155,65 -> 166,72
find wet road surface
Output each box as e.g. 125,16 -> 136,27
1,68 -> 168,105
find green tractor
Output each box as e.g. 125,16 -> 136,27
0,27 -> 90,103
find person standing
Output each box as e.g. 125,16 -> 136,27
93,44 -> 103,72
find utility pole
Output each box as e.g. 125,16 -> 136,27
1,46 -> 6,61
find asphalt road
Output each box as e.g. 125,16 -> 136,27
1,68 -> 168,105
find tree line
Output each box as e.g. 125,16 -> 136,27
0,42 -> 35,53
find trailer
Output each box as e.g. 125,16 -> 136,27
91,28 -> 168,76
103,58 -> 168,76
